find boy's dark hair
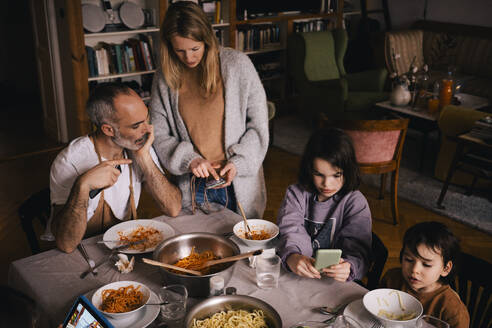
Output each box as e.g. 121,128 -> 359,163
86,82 -> 134,128
298,127 -> 360,196
400,221 -> 461,284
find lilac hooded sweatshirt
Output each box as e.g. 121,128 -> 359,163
277,184 -> 372,281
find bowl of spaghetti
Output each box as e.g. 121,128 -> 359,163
153,232 -> 240,297
363,288 -> 423,327
185,295 -> 282,328
233,219 -> 279,247
91,281 -> 151,319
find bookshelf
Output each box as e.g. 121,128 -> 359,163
44,0 -> 343,140
46,0 -> 166,140
162,0 -> 345,105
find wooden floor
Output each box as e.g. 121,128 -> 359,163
1,135 -> 491,285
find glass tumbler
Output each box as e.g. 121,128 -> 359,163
417,315 -> 450,328
159,284 -> 188,326
256,254 -> 281,289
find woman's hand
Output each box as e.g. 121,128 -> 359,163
189,158 -> 220,180
286,253 -> 321,279
218,161 -> 237,187
321,258 -> 351,282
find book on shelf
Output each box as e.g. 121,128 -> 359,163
201,0 -> 222,24
293,18 -> 335,33
86,35 -> 156,78
85,46 -> 97,77
236,23 -> 281,52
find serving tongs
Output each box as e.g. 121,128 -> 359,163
80,239 -> 147,279
236,200 -> 253,239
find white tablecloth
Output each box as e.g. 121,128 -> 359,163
8,208 -> 367,327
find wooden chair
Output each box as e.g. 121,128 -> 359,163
18,188 -> 51,254
323,115 -> 409,225
356,232 -> 389,290
450,253 -> 492,328
366,232 -> 388,290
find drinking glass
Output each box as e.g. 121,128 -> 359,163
256,254 -> 281,289
159,284 -> 188,326
417,315 -> 450,328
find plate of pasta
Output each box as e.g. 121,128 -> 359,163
91,281 -> 150,319
103,219 -> 175,254
89,281 -> 159,327
362,288 -> 423,327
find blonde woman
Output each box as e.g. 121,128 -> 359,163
150,1 -> 269,218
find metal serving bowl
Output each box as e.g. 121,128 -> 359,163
185,295 -> 282,327
153,232 -> 240,297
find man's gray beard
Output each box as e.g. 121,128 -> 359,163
112,130 -> 139,151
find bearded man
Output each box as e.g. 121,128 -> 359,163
50,83 -> 182,253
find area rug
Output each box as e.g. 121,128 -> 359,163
272,115 -> 492,235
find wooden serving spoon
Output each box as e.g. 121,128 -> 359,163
199,249 -> 263,269
141,258 -> 202,276
236,200 -> 253,239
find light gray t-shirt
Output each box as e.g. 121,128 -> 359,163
50,135 -> 163,220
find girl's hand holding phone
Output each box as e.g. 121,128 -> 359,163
321,258 -> 351,282
286,253 -> 321,279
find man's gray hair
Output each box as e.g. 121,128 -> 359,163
86,83 -> 133,128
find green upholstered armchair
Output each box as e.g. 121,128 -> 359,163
287,29 -> 388,122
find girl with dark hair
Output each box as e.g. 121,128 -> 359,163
151,1 -> 269,218
277,127 -> 372,282
381,221 -> 469,328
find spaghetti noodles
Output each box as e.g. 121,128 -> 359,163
191,309 -> 268,328
118,225 -> 163,251
100,285 -> 144,313
172,247 -> 218,275
245,230 -> 271,240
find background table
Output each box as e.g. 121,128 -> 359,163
375,94 -> 490,171
9,208 -> 367,327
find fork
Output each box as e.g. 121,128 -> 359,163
78,243 -> 97,276
369,318 -> 382,328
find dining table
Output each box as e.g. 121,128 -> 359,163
8,208 -> 369,328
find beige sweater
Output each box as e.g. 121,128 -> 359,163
381,268 -> 470,328
178,69 -> 226,164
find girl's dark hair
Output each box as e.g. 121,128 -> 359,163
400,221 -> 461,284
298,127 -> 360,196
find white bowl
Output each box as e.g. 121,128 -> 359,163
233,219 -> 279,247
92,281 -> 151,320
363,288 -> 423,328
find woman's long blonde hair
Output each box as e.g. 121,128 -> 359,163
160,1 -> 220,95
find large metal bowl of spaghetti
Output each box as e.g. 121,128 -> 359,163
153,232 -> 240,297
185,295 -> 282,328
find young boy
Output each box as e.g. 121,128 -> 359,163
380,221 -> 469,328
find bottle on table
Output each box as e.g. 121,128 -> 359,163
209,276 -> 224,296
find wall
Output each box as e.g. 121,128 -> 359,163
0,0 -> 40,108
380,0 -> 492,29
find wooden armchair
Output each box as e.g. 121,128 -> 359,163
323,115 -> 409,225
450,252 -> 492,328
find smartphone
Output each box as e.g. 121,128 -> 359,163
205,177 -> 226,189
314,249 -> 342,271
62,295 -> 114,328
